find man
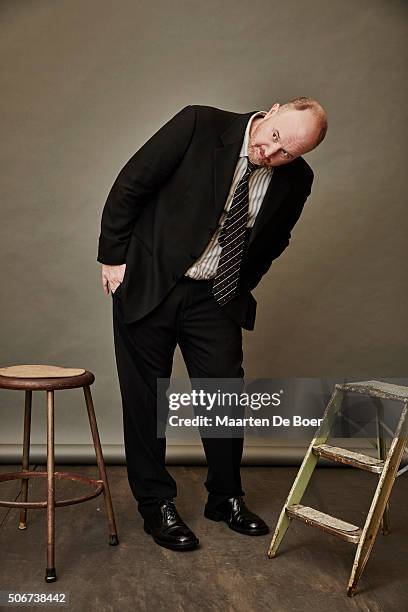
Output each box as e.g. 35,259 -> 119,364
97,98 -> 327,551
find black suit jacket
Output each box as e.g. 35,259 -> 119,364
97,105 -> 314,330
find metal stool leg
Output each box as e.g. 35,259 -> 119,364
19,390 -> 32,530
45,390 -> 56,583
375,399 -> 390,535
83,385 -> 119,545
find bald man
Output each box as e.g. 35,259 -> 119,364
97,97 -> 328,551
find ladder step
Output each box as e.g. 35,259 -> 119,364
312,444 -> 385,473
335,380 -> 408,402
286,504 -> 362,544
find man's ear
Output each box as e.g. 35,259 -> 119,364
265,102 -> 280,117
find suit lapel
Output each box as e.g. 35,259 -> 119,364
213,110 -> 256,224
213,110 -> 292,246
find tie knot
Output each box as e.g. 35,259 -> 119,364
246,158 -> 261,173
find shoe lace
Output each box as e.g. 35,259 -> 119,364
160,499 -> 178,524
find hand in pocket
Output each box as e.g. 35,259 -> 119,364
100,263 -> 126,295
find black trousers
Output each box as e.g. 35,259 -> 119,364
111,275 -> 246,518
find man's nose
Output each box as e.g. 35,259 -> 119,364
263,143 -> 280,157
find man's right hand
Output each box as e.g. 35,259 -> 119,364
101,263 -> 126,295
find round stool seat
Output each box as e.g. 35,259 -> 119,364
0,364 -> 94,390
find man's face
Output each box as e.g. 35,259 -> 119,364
248,103 -> 319,168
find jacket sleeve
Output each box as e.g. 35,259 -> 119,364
248,173 -> 314,291
97,105 -> 196,265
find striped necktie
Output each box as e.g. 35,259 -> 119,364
212,158 -> 261,306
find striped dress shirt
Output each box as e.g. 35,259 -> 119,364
184,110 -> 274,280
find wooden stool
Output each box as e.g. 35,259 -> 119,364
0,364 -> 119,583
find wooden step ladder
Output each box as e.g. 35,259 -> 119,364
267,380 -> 408,597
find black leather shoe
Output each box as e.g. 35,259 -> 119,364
204,496 -> 269,536
143,499 -> 199,551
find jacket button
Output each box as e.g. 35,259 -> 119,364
190,253 -> 197,259
172,273 -> 179,281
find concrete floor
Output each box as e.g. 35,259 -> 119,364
0,464 -> 407,612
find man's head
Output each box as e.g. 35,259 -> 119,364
248,96 -> 327,168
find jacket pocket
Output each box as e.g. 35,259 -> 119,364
111,282 -> 123,297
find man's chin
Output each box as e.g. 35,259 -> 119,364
257,156 -> 275,169
248,151 -> 264,166
249,150 -> 271,168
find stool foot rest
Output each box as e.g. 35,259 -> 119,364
286,504 -> 362,544
0,471 -> 104,509
312,444 -> 384,473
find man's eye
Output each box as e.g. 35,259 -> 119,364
282,150 -> 289,158
272,131 -> 278,141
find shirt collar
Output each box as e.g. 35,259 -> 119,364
239,111 -> 267,158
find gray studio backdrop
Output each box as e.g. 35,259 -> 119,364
1,1 -> 407,464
